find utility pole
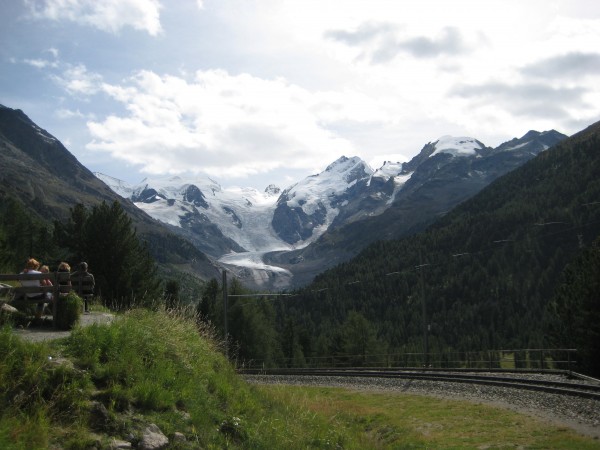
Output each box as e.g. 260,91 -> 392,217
222,269 -> 228,359
419,249 -> 429,368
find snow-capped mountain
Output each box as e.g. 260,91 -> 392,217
264,130 -> 567,287
97,173 -> 284,256
273,156 -> 379,244
96,155 -> 406,257
430,136 -> 485,157
97,130 -> 567,289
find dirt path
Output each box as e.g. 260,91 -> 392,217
12,311 -> 115,343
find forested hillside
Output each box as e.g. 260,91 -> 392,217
270,120 -> 600,370
0,105 -> 218,279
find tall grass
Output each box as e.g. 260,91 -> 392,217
0,326 -> 91,449
0,308 -> 351,448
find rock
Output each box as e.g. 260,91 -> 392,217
47,356 -> 75,371
108,439 -> 132,449
1,302 -> 19,313
172,431 -> 186,443
89,401 -> 111,430
139,423 -> 169,450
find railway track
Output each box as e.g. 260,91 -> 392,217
240,367 -> 600,400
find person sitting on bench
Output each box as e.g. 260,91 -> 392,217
70,262 -> 95,313
20,257 -> 50,319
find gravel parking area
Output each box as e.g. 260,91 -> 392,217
245,374 -> 600,440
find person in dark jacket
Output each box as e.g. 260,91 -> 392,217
70,262 -> 95,312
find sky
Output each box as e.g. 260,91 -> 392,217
1,0 -> 599,191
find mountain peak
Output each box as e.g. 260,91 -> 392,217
265,184 -> 281,196
373,161 -> 404,179
95,172 -> 134,199
431,136 -> 484,158
325,155 -> 366,171
323,156 -> 373,184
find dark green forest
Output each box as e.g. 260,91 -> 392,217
266,121 -> 600,374
2,121 -> 599,376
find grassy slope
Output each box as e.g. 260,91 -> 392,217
0,309 -> 350,449
1,310 -> 597,449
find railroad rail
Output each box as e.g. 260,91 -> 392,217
239,367 -> 600,401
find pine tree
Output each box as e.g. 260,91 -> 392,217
0,196 -> 49,271
56,201 -> 161,309
548,236 -> 600,376
341,311 -> 379,366
164,279 -> 180,309
198,278 -> 220,324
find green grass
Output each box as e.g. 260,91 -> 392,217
0,308 -> 351,449
1,308 -> 598,449
260,385 -> 600,449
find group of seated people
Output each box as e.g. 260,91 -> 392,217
20,258 -> 95,318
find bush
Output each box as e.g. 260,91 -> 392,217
55,292 -> 83,330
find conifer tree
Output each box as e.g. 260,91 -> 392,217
164,279 -> 180,309
198,278 -> 220,325
342,311 -> 379,366
548,236 -> 600,376
0,197 -> 48,271
56,201 -> 160,309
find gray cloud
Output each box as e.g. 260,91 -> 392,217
325,23 -> 469,63
324,21 -> 397,45
451,82 -> 588,119
521,52 -> 600,79
395,27 -> 467,59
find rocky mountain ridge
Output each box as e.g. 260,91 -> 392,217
0,104 -> 219,280
98,130 -> 567,288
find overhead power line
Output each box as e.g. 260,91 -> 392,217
220,211 -> 600,303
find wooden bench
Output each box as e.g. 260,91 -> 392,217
0,272 -> 74,328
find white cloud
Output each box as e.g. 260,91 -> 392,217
51,64 -> 104,96
85,69 -> 385,179
55,108 -> 95,120
12,0 -> 600,188
23,58 -> 58,69
26,0 -> 162,35
22,48 -> 60,69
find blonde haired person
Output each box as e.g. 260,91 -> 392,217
20,257 -> 49,319
57,261 -> 72,294
39,264 -> 53,286
58,262 -> 71,273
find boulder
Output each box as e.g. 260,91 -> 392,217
108,439 -> 132,449
139,423 -> 169,450
1,302 -> 18,314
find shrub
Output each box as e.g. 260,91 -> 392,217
55,292 -> 83,330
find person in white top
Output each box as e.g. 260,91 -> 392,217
20,257 -> 50,319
